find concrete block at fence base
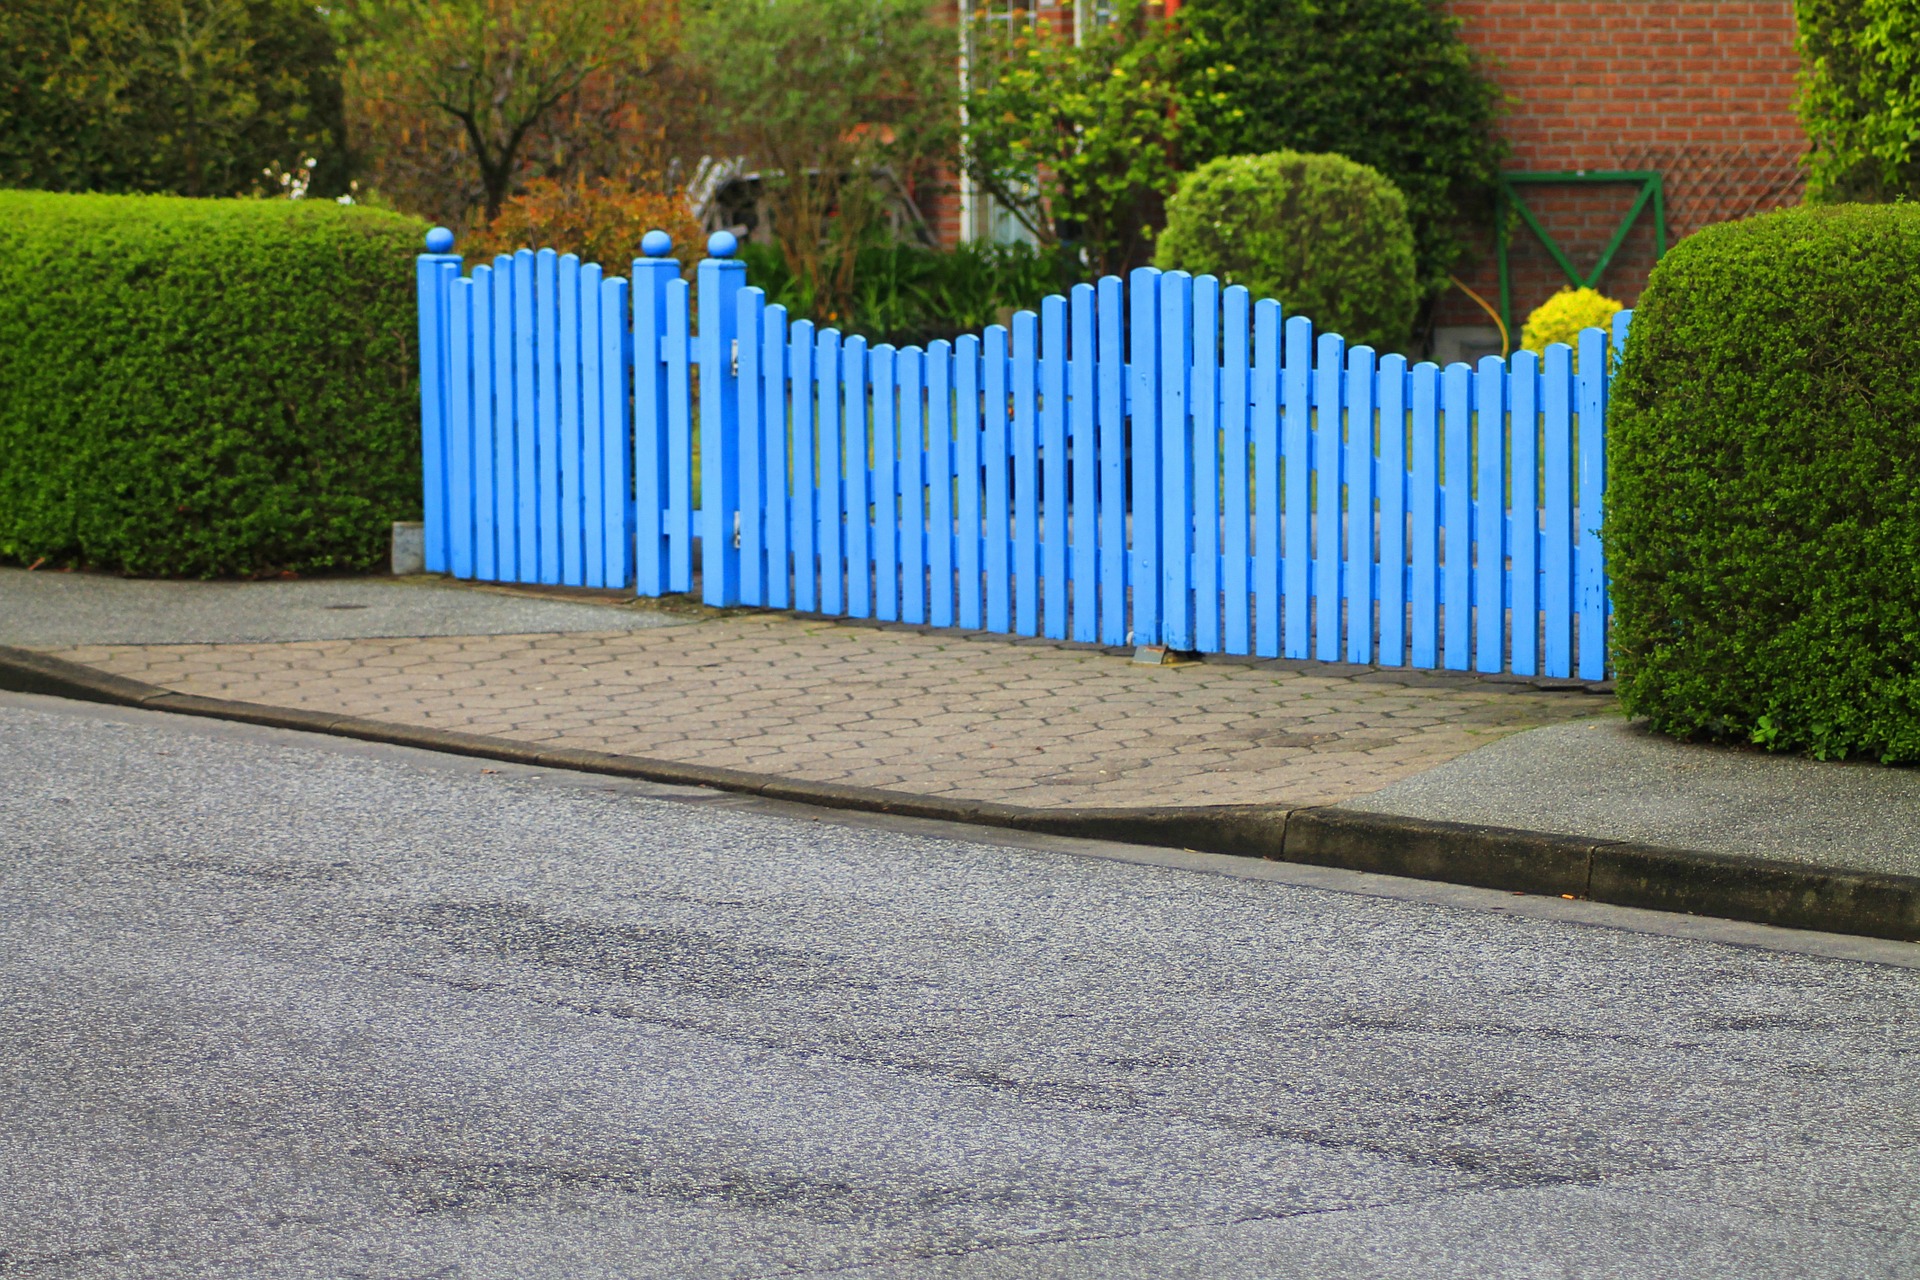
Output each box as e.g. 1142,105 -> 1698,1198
391,522 -> 425,576
1132,645 -> 1201,667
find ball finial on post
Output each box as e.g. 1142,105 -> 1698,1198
640,229 -> 673,259
424,226 -> 455,253
706,230 -> 738,259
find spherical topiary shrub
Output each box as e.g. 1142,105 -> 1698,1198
1606,203 -> 1920,762
1153,151 -> 1418,352
1521,287 -> 1623,368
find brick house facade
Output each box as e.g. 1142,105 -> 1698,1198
1437,0 -> 1803,354
920,0 -> 1804,356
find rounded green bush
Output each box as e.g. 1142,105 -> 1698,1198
0,192 -> 427,577
1153,151 -> 1418,352
1172,0 -> 1503,292
1606,203 -> 1920,762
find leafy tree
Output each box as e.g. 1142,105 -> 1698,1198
1798,0 -> 1920,201
344,0 -> 671,222
1173,0 -> 1504,293
687,0 -> 956,325
0,0 -> 347,197
962,1 -> 1194,275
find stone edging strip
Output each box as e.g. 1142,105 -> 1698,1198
5,643 -> 1916,944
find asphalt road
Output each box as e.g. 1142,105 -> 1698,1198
4,692 -> 1919,1279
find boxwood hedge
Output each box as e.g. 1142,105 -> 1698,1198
0,191 -> 426,577
1606,203 -> 1920,762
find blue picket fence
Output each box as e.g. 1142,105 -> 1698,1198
418,231 -> 1625,680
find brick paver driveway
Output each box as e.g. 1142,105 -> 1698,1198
47,609 -> 1606,810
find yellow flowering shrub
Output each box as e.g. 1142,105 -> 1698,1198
1520,286 -> 1624,365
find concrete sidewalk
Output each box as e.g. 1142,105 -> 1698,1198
5,567 -> 1919,940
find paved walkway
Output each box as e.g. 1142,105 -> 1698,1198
40,613 -> 1598,810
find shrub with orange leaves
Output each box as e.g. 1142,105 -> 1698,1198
464,176 -> 704,274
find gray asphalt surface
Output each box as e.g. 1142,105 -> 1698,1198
0,567 -> 685,644
4,691 -> 1919,1280
1342,716 -> 1920,878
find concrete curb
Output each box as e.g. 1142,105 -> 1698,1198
6,643 -> 1917,943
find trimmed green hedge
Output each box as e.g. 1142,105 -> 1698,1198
0,192 -> 426,577
1154,151 -> 1418,351
1606,204 -> 1920,762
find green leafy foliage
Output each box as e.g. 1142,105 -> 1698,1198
0,0 -> 347,197
688,0 -> 955,326
1154,152 -> 1418,351
740,239 -> 1075,348
1172,0 -> 1503,293
1798,0 -> 1920,201
1606,204 -> 1920,762
0,192 -> 427,577
344,0 -> 671,223
962,1 -> 1193,275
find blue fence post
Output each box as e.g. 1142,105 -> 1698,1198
698,232 -> 745,606
1344,344 -> 1376,665
738,285 -> 767,605
1509,349 -> 1539,676
1069,284 -> 1098,643
578,260 -> 603,589
1159,272 -> 1194,651
513,249 -> 538,584
447,274 -> 475,580
790,318 -> 817,612
1012,309 -> 1040,637
984,324 -> 1013,633
1542,342 -> 1575,678
1221,286 -> 1251,656
631,232 -> 677,596
816,326 -> 844,616
957,333 -> 985,630
928,340 -> 956,629
1096,277 -> 1127,646
1577,326 -> 1609,680
470,264 -> 496,583
416,228 -> 461,575
1441,362 -> 1473,671
1410,362 -> 1441,669
601,274 -> 632,589
1192,276 -> 1221,655
1129,268 -> 1162,645
490,256 -> 516,583
762,303 -> 791,609
1474,354 -> 1507,673
1313,330 -> 1345,662
1376,354 -> 1408,667
558,253 -> 584,586
1252,299 -> 1282,658
1041,295 -> 1070,640
873,344 -> 899,621
535,248 -> 561,584
1281,315 -> 1313,659
901,345 -> 929,625
844,334 -> 872,619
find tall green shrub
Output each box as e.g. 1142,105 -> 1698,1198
1154,152 -> 1418,351
1798,0 -> 1920,202
1172,0 -> 1503,293
0,192 -> 427,577
1606,204 -> 1920,762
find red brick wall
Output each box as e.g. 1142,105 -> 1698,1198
917,1 -> 1806,341
1438,0 -> 1804,334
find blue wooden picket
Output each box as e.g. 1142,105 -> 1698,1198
419,229 -> 1632,681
